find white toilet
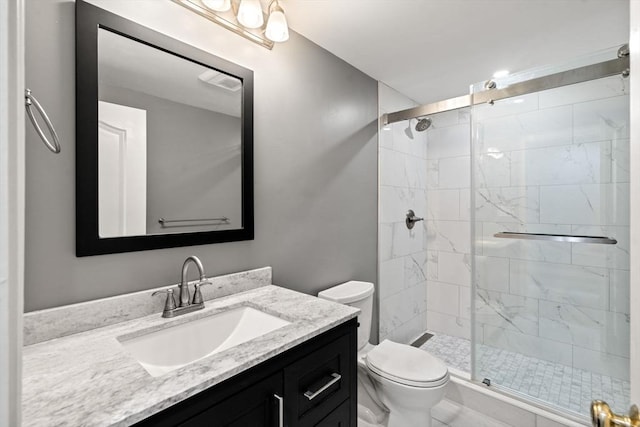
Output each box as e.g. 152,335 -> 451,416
318,281 -> 449,427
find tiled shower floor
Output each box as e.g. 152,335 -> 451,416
419,332 -> 631,416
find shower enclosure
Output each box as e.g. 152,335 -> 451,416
378,44 -> 631,420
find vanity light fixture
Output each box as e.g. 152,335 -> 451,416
265,1 -> 289,42
237,0 -> 264,28
202,0 -> 231,12
173,0 -> 290,50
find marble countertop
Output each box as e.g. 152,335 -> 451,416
22,285 -> 359,426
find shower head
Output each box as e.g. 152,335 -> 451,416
415,117 -> 432,132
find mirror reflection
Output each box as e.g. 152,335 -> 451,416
97,28 -> 243,238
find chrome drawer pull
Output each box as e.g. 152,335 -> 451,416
274,394 -> 284,427
303,373 -> 342,401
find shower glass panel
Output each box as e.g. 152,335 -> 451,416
471,47 -> 630,418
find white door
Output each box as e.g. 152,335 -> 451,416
1,0 -> 24,425
98,101 -> 147,237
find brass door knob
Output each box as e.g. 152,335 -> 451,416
591,400 -> 640,427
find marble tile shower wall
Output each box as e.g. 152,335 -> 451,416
378,83 -> 429,343
425,75 -> 630,380
379,76 -> 630,381
424,108 -> 473,340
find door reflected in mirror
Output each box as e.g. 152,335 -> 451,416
97,28 -> 242,238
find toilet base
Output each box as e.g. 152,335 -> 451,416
357,403 -> 386,425
357,415 -> 384,427
368,368 -> 448,427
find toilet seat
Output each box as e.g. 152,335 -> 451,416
365,340 -> 449,388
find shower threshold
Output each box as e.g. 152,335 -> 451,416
417,332 -> 630,419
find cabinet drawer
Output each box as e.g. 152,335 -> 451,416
284,333 -> 352,423
179,372 -> 283,427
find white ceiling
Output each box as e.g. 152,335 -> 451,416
283,0 -> 629,105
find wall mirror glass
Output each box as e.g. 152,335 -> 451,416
76,0 -> 254,256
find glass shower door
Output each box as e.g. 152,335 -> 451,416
471,51 -> 630,417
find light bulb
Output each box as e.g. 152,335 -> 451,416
265,5 -> 289,42
202,0 -> 231,12
237,0 -> 264,29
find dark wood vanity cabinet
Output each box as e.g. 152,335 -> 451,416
179,372 -> 283,426
135,319 -> 357,427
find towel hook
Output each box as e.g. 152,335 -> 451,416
25,88 -> 61,153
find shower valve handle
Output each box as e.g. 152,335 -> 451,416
406,209 -> 424,230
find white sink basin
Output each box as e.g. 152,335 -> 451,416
118,306 -> 290,377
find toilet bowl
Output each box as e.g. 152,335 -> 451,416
318,281 -> 449,427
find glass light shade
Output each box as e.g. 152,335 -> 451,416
237,0 -> 264,29
202,0 -> 231,12
265,8 -> 289,42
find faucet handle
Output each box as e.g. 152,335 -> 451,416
152,288 -> 177,314
192,281 -> 212,305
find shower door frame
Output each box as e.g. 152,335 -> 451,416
469,58 -> 631,421
628,0 -> 639,410
382,29 -> 640,418
382,56 -> 630,127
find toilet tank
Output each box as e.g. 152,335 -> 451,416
318,281 -> 374,351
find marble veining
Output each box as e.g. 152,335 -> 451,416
24,267 -> 272,346
475,290 -> 539,336
22,284 -> 359,426
475,187 -> 540,224
405,252 -> 428,285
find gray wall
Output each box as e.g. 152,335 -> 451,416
25,0 -> 378,312
100,85 -> 242,234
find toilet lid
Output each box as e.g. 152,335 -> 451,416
365,340 -> 448,387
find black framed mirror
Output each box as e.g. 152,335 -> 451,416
76,0 -> 254,256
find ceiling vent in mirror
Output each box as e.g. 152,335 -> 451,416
198,69 -> 242,91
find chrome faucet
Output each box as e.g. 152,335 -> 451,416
179,255 -> 206,307
152,255 -> 212,318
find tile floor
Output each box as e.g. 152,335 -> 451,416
358,399 -> 511,427
420,332 -> 631,416
431,399 -> 513,427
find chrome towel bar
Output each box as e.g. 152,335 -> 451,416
158,217 -> 230,228
494,232 -> 617,245
25,89 -> 61,153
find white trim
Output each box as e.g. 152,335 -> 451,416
0,0 -> 25,425
629,0 -> 640,408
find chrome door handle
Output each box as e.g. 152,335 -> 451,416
274,394 -> 283,427
303,373 -> 342,401
591,400 -> 640,427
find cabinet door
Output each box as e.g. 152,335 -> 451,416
179,372 -> 283,427
313,400 -> 350,427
